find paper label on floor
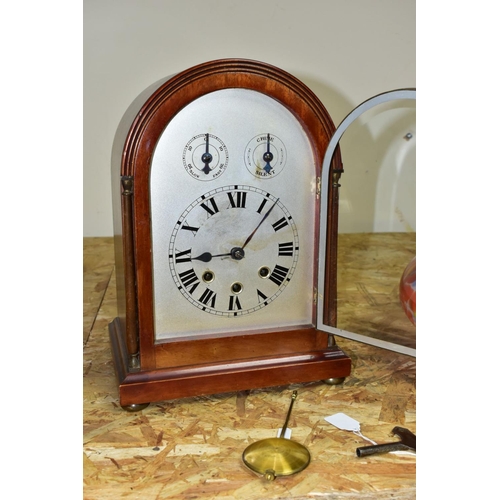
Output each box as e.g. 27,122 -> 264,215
276,428 -> 292,439
324,413 -> 361,432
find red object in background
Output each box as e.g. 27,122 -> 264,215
399,257 -> 416,326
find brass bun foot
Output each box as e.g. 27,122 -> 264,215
121,403 -> 150,412
323,377 -> 346,385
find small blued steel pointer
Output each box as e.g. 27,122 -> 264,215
356,426 -> 416,457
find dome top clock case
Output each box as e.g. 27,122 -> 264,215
109,59 -> 351,409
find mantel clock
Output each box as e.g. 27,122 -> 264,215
109,59 -> 351,409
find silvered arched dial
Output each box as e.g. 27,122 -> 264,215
169,185 -> 299,316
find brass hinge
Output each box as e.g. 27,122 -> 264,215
121,175 -> 134,196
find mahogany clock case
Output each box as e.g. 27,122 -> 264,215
109,59 -> 351,407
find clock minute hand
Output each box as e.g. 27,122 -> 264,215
241,198 -> 279,250
192,198 -> 280,263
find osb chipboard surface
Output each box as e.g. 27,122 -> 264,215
83,234 -> 416,499
337,232 -> 416,349
83,237 -> 115,344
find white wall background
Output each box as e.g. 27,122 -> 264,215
83,0 -> 415,236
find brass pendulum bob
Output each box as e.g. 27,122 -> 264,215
242,390 -> 311,481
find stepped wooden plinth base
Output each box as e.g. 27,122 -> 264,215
109,318 -> 351,407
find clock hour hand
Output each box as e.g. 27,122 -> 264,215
192,246 -> 246,263
201,133 -> 213,174
241,197 -> 279,250
191,252 -> 231,262
192,251 -> 231,263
